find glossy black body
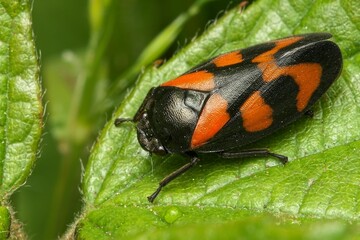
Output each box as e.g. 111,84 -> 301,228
130,33 -> 342,155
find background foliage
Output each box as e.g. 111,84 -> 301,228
12,0 -> 236,239
1,0 -> 358,239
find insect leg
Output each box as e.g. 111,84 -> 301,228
220,148 -> 288,164
114,117 -> 133,126
147,155 -> 200,203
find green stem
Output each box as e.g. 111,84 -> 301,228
44,1 -> 118,238
43,143 -> 83,239
107,0 -> 211,100
69,0 -> 116,131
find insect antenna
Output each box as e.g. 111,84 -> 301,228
114,117 -> 134,127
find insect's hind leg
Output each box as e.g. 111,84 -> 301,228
219,148 -> 288,164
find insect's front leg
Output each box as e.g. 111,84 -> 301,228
148,153 -> 200,203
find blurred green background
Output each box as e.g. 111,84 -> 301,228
11,0 -> 239,239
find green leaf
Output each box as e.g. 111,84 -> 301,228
0,0 -> 42,196
78,212 -> 360,240
79,0 -> 360,238
0,0 -> 42,237
0,206 -> 10,239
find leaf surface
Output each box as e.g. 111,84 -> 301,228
80,0 -> 360,238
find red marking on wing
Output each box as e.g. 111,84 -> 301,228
191,93 -> 230,148
240,91 -> 273,132
252,36 -> 303,63
257,62 -> 322,112
161,70 -> 215,91
213,51 -> 243,67
252,36 -> 322,111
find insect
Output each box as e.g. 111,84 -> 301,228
115,33 -> 342,203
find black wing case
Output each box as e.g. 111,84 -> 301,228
194,33 -> 342,152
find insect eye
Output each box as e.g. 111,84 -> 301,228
146,132 -> 153,138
